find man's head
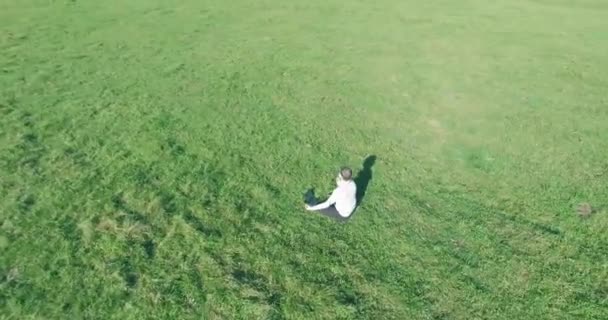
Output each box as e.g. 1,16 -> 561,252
337,167 -> 353,185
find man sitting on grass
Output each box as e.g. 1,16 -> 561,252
304,167 -> 357,220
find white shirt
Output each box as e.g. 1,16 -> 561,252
308,180 -> 357,217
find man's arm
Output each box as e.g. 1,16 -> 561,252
306,190 -> 337,211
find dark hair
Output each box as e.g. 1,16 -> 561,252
340,167 -> 353,180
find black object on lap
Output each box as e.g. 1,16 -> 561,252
303,188 -> 317,205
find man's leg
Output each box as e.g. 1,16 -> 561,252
317,206 -> 347,221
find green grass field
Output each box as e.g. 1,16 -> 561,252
1,0 -> 607,319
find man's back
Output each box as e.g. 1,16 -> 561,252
305,167 -> 357,220
334,180 -> 357,217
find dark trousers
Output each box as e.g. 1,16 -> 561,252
318,206 -> 347,221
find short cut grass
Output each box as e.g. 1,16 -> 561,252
1,0 -> 607,319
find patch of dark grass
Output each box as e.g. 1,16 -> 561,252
0,96 -> 17,115
573,286 -> 608,306
20,112 -> 33,127
462,147 -> 495,172
432,311 -> 451,320
448,247 -> 481,269
438,190 -> 563,238
63,146 -> 89,166
142,238 -> 156,259
60,217 -> 80,242
13,131 -> 44,171
403,190 -> 437,216
232,269 -> 265,289
164,137 -> 186,157
119,258 -> 138,288
183,210 -> 222,238
2,269 -> 48,307
494,210 -> 561,236
461,274 -> 491,293
21,133 -> 37,144
232,268 -> 283,309
110,192 -> 125,208
336,287 -> 361,306
131,163 -> 159,187
17,193 -> 35,212
111,192 -> 148,223
360,264 -> 436,312
62,302 -> 72,312
0,103 -> 15,115
264,182 -> 281,197
155,111 -> 181,130
158,190 -> 177,215
155,272 -> 208,311
19,153 -> 41,169
189,268 -> 205,293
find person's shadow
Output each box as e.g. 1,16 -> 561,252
354,155 -> 376,205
